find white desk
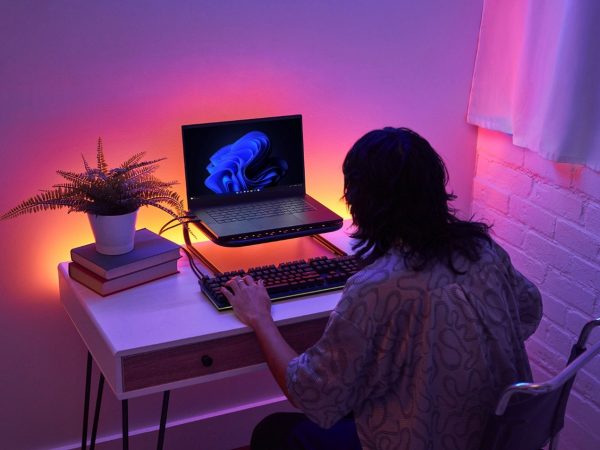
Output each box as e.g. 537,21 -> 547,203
58,223 -> 354,402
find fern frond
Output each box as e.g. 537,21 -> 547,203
96,137 -> 108,174
120,152 -> 146,168
118,166 -> 160,183
57,170 -> 94,186
137,191 -> 185,215
1,188 -> 77,219
125,157 -> 166,172
82,154 -> 91,173
49,184 -> 84,196
127,178 -> 178,193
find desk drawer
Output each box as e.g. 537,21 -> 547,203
122,316 -> 329,392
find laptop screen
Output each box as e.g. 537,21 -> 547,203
182,115 -> 306,208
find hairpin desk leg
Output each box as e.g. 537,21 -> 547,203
157,390 -> 170,450
81,352 -> 93,450
89,373 -> 105,450
122,400 -> 129,450
80,354 -> 167,450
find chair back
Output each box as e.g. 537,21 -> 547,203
480,318 -> 600,450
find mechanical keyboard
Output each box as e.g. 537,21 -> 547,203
200,254 -> 360,310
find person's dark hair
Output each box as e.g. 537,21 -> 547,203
343,127 -> 491,273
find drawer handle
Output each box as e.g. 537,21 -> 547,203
201,355 -> 213,367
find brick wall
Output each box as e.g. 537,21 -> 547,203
471,128 -> 600,450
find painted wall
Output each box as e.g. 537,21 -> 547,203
0,1 -> 484,448
472,129 -> 600,450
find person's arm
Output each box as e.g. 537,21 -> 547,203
510,265 -> 543,339
223,274 -> 372,428
250,318 -> 298,399
495,242 -> 543,338
220,275 -> 298,399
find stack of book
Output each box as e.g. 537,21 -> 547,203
68,228 -> 181,296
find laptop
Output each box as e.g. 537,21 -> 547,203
182,115 -> 343,246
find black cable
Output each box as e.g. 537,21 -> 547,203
158,215 -> 200,235
180,246 -> 205,280
158,216 -> 183,235
158,216 -> 212,281
181,222 -> 221,274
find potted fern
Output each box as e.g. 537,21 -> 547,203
1,138 -> 185,255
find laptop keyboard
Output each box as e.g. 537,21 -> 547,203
208,198 -> 316,223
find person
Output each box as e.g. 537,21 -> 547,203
221,127 -> 543,450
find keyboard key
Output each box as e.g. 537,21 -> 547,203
207,198 -> 317,223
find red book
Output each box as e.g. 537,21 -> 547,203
68,259 -> 179,296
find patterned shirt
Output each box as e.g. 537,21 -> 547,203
286,240 -> 542,450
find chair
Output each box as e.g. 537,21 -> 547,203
480,317 -> 600,450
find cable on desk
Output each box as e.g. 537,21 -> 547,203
180,246 -> 205,280
158,215 -> 219,279
158,214 -> 199,235
181,222 -> 221,274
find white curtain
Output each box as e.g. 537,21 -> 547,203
467,0 -> 600,170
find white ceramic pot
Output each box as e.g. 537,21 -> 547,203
88,210 -> 138,255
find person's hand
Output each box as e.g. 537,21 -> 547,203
221,275 -> 272,329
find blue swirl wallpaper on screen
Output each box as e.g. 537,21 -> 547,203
204,131 -> 288,194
